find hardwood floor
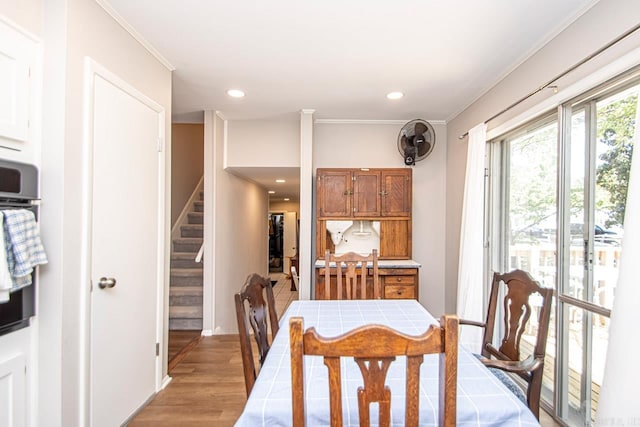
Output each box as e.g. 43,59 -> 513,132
130,276 -> 561,426
167,330 -> 201,367
129,334 -> 247,426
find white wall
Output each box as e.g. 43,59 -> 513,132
226,118 -> 299,167
314,121 -> 448,315
38,1 -> 173,425
171,123 -> 204,226
269,200 -> 300,215
210,116 -> 269,333
445,0 -> 640,313
0,0 -> 42,37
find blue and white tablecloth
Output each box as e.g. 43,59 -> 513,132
235,300 -> 539,426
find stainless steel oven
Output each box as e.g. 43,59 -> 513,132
0,159 -> 39,336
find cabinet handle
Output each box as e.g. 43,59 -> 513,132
396,277 -> 402,282
379,191 -> 387,197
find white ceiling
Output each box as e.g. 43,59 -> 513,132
104,0 -> 598,200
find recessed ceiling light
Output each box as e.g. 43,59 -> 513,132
227,89 -> 245,98
284,198 -> 290,201
275,179 -> 286,183
386,91 -> 404,100
268,190 -> 275,194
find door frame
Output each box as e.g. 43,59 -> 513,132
79,57 -> 167,425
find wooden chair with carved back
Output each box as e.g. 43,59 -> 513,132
323,249 -> 379,300
234,273 -> 280,397
460,269 -> 553,419
289,315 -> 459,427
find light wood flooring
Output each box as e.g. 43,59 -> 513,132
129,275 -> 560,426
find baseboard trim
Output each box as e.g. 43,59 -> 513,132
201,329 -> 213,337
160,375 -> 172,390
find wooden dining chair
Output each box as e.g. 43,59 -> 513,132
234,273 -> 279,397
289,315 -> 459,427
323,249 -> 379,299
460,269 -> 553,419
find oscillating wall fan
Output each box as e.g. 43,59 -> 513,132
397,119 -> 436,166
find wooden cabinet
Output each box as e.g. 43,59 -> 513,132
316,168 -> 413,260
317,168 -> 411,219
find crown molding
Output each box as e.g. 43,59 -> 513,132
314,119 -> 446,125
0,14 -> 41,42
95,0 -> 175,71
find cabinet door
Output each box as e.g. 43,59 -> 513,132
0,354 -> 26,427
0,22 -> 35,142
381,169 -> 411,217
353,170 -> 380,217
317,170 -> 352,217
379,220 -> 410,258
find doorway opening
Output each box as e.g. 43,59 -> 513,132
269,213 -> 284,273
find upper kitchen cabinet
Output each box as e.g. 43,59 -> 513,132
353,169 -> 380,217
0,21 -> 37,145
317,169 -> 352,217
381,169 -> 411,217
317,168 -> 412,219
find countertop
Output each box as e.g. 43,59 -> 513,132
314,259 -> 421,268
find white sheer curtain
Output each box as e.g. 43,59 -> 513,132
595,98 -> 640,424
457,123 -> 487,352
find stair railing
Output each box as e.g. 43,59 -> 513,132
195,243 -> 204,263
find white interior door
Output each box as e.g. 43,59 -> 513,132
89,69 -> 163,427
283,212 -> 297,274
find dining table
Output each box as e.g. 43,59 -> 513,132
234,299 -> 540,426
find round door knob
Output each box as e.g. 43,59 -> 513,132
98,277 -> 117,289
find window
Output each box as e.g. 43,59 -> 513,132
487,70 -> 638,425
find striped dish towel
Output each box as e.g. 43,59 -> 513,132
0,212 -> 12,302
3,209 -> 48,292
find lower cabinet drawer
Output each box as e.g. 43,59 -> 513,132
384,275 -> 415,285
384,284 -> 416,299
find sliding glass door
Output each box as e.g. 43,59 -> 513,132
491,114 -> 559,406
558,82 -> 637,425
488,71 -> 638,425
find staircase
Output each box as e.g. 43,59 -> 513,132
169,193 -> 204,330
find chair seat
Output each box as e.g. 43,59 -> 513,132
474,354 -> 527,404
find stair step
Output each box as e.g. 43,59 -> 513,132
170,305 -> 203,319
193,200 -> 204,212
187,212 -> 203,224
170,286 -> 203,306
181,224 -> 203,238
169,318 -> 203,330
170,253 -> 203,269
173,237 -> 202,253
171,268 -> 203,286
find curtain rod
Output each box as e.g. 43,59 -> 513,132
458,22 -> 640,140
